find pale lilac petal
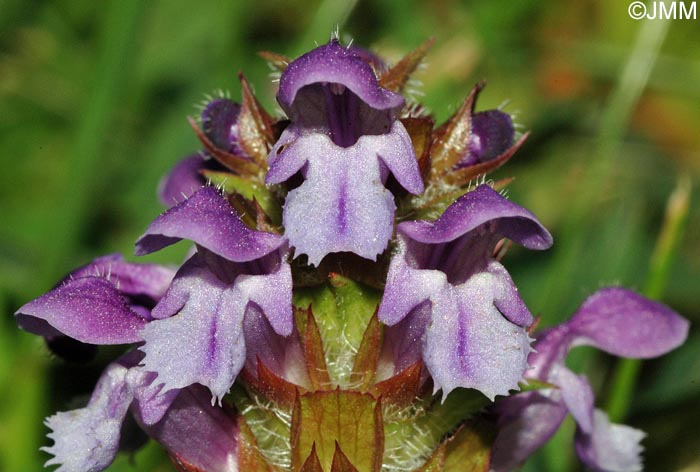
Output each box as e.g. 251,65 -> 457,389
488,260 -> 534,326
424,271 -> 532,400
16,277 -> 146,344
266,127 -> 305,184
141,252 -> 292,402
127,366 -> 179,426
268,123 -> 419,265
556,366 -> 595,434
378,237 -> 444,326
235,258 -> 293,336
375,120 -> 424,194
569,287 -> 689,358
398,184 -> 552,250
140,257 -> 249,401
277,39 -> 404,119
575,409 -> 645,472
140,385 -> 240,472
158,154 -> 206,207
42,361 -> 133,472
135,187 -> 283,262
490,391 -> 568,472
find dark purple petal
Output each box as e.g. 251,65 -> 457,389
243,305 -> 308,386
490,391 -> 568,472
382,301 -> 432,377
45,335 -> 98,363
135,187 -> 283,262
459,110 -> 514,167
398,184 -> 552,250
70,254 -> 175,301
16,277 -> 147,344
574,409 -> 645,472
201,98 -> 243,154
139,385 -> 240,472
278,39 -> 404,120
267,122 -> 421,265
158,154 -> 207,207
42,360 -> 134,472
568,287 -> 689,359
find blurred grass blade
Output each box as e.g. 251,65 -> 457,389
41,0 -> 146,284
606,175 -> 692,422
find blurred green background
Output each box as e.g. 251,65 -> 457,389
1,0 -> 698,470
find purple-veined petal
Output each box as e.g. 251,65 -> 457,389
135,187 -> 283,262
398,184 -> 552,250
42,360 -> 134,472
490,391 -> 568,472
158,154 -> 207,207
139,385 -> 240,472
568,287 -> 689,359
16,277 -> 147,345
574,409 -> 645,472
267,122 -> 420,265
140,257 -> 248,402
422,271 -> 532,400
141,252 -> 292,402
277,39 -> 404,120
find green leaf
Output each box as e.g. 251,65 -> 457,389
237,414 -> 280,472
293,275 -> 381,386
291,390 -> 383,472
350,312 -> 383,391
379,38 -> 434,93
330,443 -> 360,472
443,419 -> 496,472
383,388 -> 489,471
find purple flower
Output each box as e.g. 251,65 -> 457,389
136,384 -> 241,472
378,185 -> 552,400
491,288 -> 689,472
159,98 -> 245,207
266,39 -> 424,265
135,186 -> 293,403
14,257 -> 182,471
43,351 -> 238,472
458,110 -> 514,168
16,254 -> 174,344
